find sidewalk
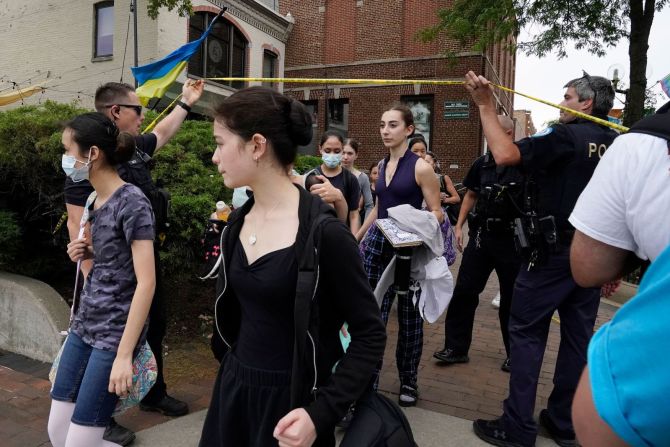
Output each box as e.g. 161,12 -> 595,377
0,248 -> 620,446
133,407 -> 558,446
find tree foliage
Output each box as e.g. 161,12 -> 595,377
420,0 -> 668,126
146,0 -> 193,20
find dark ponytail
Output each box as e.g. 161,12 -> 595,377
213,87 -> 313,167
65,112 -> 135,166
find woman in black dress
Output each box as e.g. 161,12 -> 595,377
200,87 -> 386,447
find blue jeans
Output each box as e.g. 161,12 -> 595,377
50,333 -> 119,427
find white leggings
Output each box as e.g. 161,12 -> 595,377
47,400 -> 121,447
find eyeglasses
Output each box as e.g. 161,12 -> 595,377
105,104 -> 143,116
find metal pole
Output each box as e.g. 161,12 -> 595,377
132,0 -> 139,87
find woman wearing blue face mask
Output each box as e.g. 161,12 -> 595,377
49,112 -> 156,447
307,131 -> 361,233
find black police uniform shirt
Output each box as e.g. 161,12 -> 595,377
64,133 -> 158,207
515,118 -> 618,230
463,154 -> 525,222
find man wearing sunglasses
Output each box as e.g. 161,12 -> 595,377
463,71 -> 617,447
63,79 -> 204,446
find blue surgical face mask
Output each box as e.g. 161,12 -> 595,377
322,152 -> 342,169
62,152 -> 91,183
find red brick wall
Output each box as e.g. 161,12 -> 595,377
285,55 -> 486,181
324,0 -> 356,64
353,0 -> 404,61
280,0 -> 516,182
281,1 -> 324,66
402,0 -> 436,57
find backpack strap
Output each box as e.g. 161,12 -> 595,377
64,191 -> 97,333
290,198 -> 334,407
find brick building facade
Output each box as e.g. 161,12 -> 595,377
280,0 -> 516,181
513,109 -> 537,140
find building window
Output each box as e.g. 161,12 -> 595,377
94,1 -> 114,58
262,50 -> 278,89
188,12 -> 247,89
298,100 -> 319,155
256,0 -> 279,12
402,95 -> 434,149
327,99 -> 349,137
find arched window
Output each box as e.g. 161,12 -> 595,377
188,12 -> 247,89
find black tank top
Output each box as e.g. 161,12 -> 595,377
230,241 -> 297,370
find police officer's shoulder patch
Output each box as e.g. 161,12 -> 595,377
531,127 -> 554,138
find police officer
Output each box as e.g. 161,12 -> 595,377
433,115 -> 523,372
464,71 -> 617,447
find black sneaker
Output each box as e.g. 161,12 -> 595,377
398,384 -> 419,407
433,347 -> 469,364
539,409 -> 579,447
139,394 -> 189,417
104,418 -> 136,446
473,418 -> 532,447
501,358 -> 511,373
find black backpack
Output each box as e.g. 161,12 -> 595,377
340,391 -> 418,447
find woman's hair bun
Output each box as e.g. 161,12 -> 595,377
286,99 -> 313,147
114,131 -> 136,164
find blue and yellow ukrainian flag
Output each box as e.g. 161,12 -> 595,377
131,10 -> 223,106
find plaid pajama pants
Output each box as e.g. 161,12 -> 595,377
361,224 -> 424,389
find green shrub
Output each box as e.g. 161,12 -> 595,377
0,211 -> 21,267
294,155 -> 322,173
0,103 -> 327,282
0,101 -> 87,279
149,119 -> 230,275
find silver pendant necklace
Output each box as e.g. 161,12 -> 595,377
249,201 -> 281,245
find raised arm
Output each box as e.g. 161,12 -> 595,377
151,80 -> 204,150
465,71 -> 521,166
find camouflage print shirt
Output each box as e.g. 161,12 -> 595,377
71,183 -> 155,352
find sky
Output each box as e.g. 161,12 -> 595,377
514,7 -> 670,129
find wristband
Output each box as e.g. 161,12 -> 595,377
177,101 -> 192,113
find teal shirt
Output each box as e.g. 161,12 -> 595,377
588,244 -> 670,446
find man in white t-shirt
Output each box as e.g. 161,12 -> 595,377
570,101 -> 670,284
569,101 -> 670,446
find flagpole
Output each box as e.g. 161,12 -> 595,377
132,0 -> 139,88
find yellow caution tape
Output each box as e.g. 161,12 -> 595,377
204,77 -> 629,133
494,84 -> 629,133
142,94 -> 182,134
53,211 -> 68,235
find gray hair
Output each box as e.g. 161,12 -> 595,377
564,74 -> 614,117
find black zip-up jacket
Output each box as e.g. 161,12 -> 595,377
212,186 -> 387,436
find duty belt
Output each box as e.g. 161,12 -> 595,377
482,218 -> 514,233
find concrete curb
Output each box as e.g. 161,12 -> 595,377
0,271 -> 69,363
